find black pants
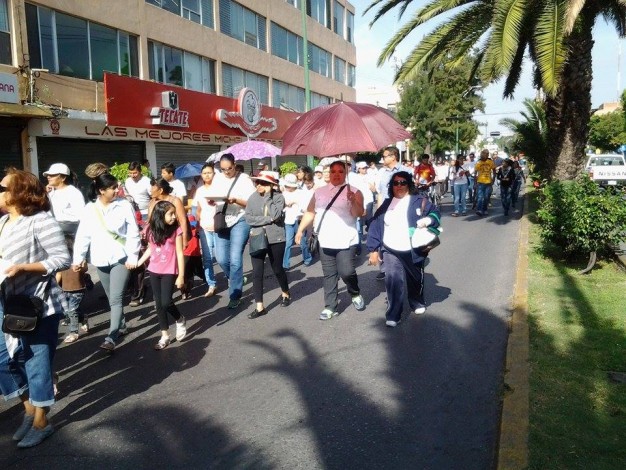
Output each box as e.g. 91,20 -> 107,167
149,273 -> 182,331
320,245 -> 360,312
182,255 -> 205,295
250,242 -> 289,304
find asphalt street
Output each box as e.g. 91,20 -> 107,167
1,190 -> 523,469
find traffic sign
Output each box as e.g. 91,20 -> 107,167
489,131 -> 501,137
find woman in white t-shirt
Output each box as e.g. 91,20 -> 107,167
194,163 -> 218,297
209,154 -> 255,309
449,155 -> 469,216
44,163 -> 85,236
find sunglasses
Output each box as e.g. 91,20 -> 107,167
256,180 -> 272,186
392,180 -> 409,186
220,167 -> 235,172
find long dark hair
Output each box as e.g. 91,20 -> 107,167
89,173 -> 118,202
150,177 -> 173,195
148,200 -> 178,246
387,171 -> 415,199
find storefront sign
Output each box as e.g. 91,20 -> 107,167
216,88 -> 277,138
104,74 -> 297,141
0,72 -> 19,104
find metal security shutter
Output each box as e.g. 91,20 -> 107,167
37,137 -> 145,196
0,118 -> 25,169
155,143 -> 221,169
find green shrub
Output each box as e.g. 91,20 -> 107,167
279,161 -> 298,177
109,162 -> 150,182
537,175 -> 626,256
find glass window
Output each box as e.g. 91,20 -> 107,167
272,79 -> 304,112
26,4 -> 138,80
347,63 -> 355,87
164,46 -> 183,86
202,57 -> 216,93
333,1 -> 344,35
309,43 -> 330,77
146,0 -> 179,15
184,52 -> 203,91
271,22 -> 303,66
309,0 -> 328,27
334,56 -> 345,84
311,92 -> 330,109
56,12 -> 90,79
220,0 -> 266,50
222,63 -> 268,104
90,23 -> 118,82
200,0 -> 214,27
182,0 -> 201,23
346,10 -> 354,43
0,0 -> 9,64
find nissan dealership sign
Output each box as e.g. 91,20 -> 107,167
0,72 -> 18,104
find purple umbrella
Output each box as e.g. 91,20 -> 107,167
209,140 -> 281,162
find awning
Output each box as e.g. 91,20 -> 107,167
0,102 -> 53,118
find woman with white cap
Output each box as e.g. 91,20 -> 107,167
44,163 -> 85,237
244,171 -> 290,318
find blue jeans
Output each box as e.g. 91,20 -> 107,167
453,183 -> 468,214
0,312 -> 60,407
97,262 -> 130,343
476,183 -> 491,213
66,291 -> 86,334
215,218 -> 250,300
198,228 -> 217,287
467,176 -> 475,202
283,221 -> 297,269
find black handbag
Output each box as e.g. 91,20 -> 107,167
214,174 -> 240,234
1,278 -> 50,335
309,185 -> 346,256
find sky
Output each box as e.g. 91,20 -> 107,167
352,1 -> 625,135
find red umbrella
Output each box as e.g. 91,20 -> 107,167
280,102 -> 412,157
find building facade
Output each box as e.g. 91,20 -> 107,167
0,0 -> 356,180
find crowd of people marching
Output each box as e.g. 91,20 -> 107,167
0,145 -> 522,447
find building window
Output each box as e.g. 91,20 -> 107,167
308,0 -> 329,27
219,0 -> 266,51
271,22 -> 303,66
346,10 -> 354,43
285,0 -> 302,7
333,1 -> 344,36
334,56 -> 345,84
272,79 -> 305,112
311,92 -> 330,109
222,63 -> 269,105
347,63 -> 355,87
25,3 -> 139,80
148,41 -> 216,93
308,43 -> 330,78
146,0 -> 214,27
0,0 -> 11,65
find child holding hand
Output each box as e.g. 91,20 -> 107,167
132,200 -> 187,350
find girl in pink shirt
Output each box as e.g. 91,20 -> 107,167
134,201 -> 186,350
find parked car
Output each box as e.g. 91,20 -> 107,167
585,154 -> 626,187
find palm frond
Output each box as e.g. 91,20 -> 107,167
533,0 -> 567,96
564,0 -> 587,34
502,41 -> 528,97
601,2 -> 626,36
489,0 -> 531,74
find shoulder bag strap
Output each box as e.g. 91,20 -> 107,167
93,204 -> 125,246
221,173 -> 241,213
314,185 -> 346,235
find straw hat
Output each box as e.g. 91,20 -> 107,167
251,171 -> 279,185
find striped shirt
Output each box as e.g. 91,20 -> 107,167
0,211 -> 70,318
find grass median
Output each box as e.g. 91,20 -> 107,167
527,189 -> 626,469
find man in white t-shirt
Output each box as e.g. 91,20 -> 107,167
161,162 -> 187,203
124,161 -> 152,220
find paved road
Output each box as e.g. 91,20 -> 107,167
1,192 -> 523,469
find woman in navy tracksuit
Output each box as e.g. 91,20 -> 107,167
367,171 -> 440,327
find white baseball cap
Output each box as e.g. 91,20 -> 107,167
43,163 -> 70,176
355,161 -> 368,169
314,165 -> 323,173
282,173 -> 298,188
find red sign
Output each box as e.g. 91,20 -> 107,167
104,74 -> 299,141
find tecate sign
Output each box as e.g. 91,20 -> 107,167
0,72 -> 18,104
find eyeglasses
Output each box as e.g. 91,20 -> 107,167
256,180 -> 271,186
392,180 -> 409,186
220,167 -> 235,173
0,185 -> 6,193
383,154 -> 394,159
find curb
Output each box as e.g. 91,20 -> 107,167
497,200 -> 530,469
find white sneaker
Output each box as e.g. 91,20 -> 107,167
175,317 -> 187,341
414,307 -> 426,315
385,320 -> 398,327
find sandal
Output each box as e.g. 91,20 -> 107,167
204,286 -> 217,297
63,332 -> 79,343
154,337 -> 170,350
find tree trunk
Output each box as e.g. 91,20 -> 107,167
545,13 -> 595,180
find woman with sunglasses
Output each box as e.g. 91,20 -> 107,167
244,171 -> 290,318
208,153 -> 255,309
0,168 -> 70,448
366,171 -> 441,327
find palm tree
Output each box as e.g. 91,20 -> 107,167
500,98 -> 549,177
365,0 -> 626,180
